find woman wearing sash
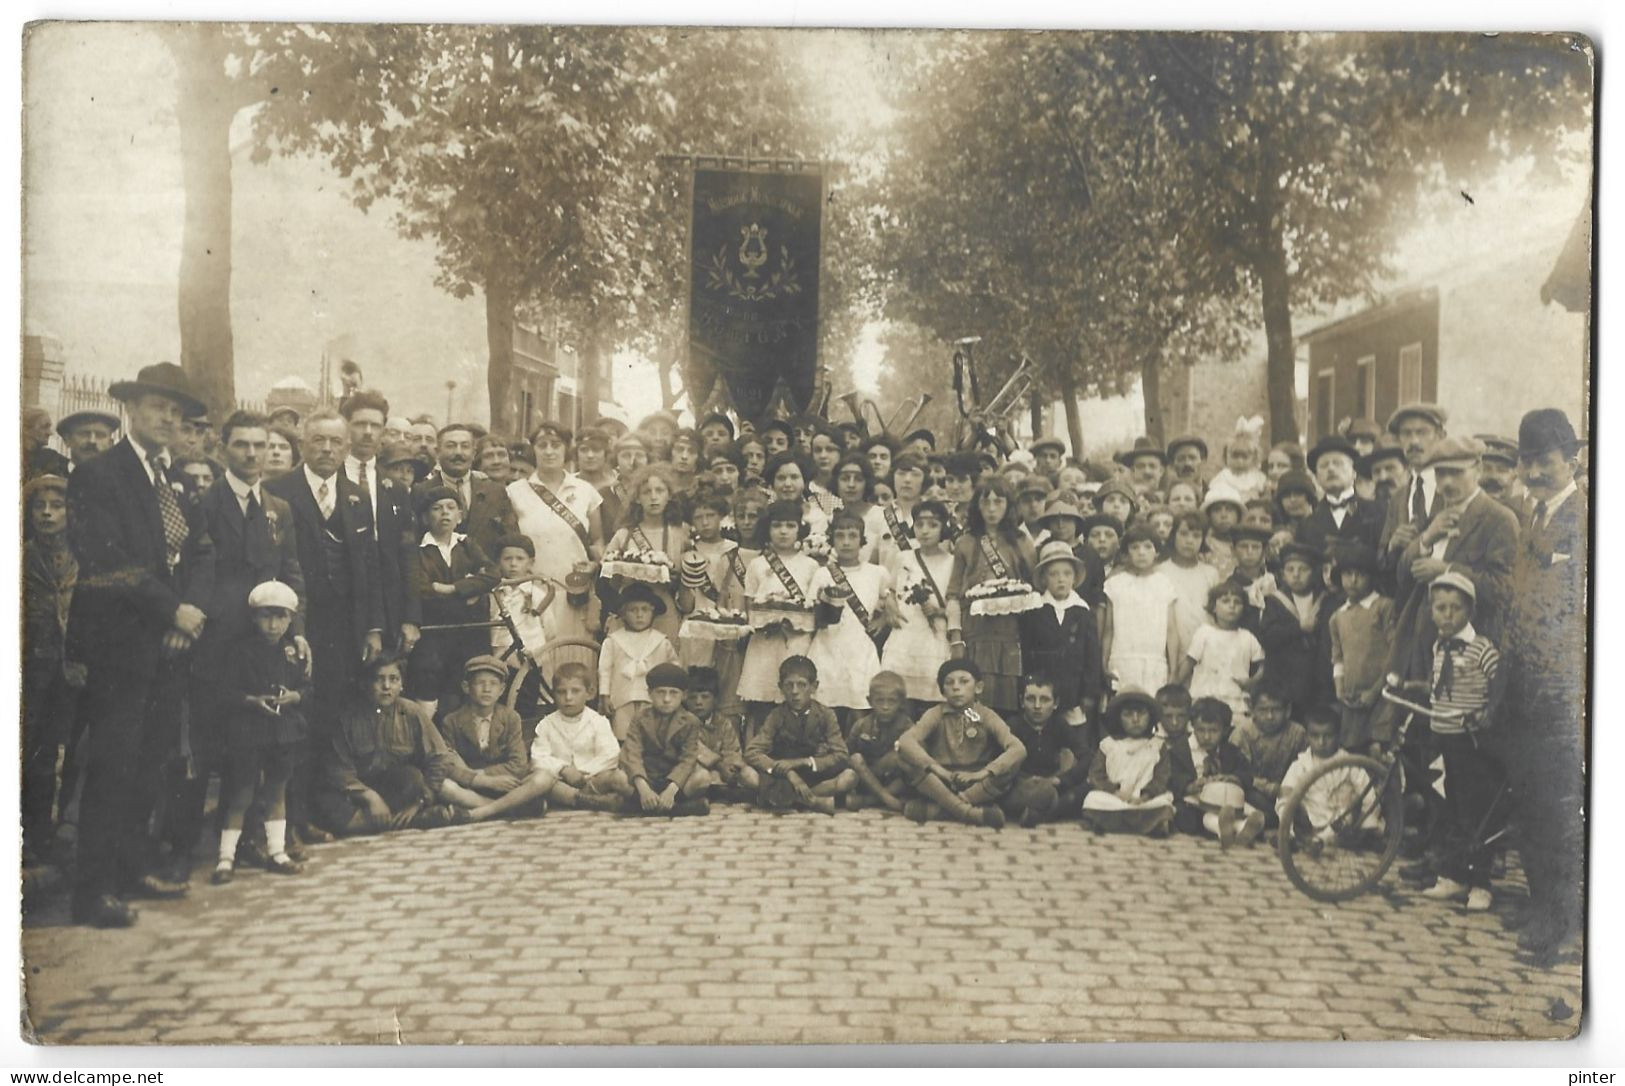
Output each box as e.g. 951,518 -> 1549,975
946,475 -> 1037,716
507,421 -> 604,641
601,462 -> 688,642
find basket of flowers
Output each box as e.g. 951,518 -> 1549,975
750,589 -> 819,633
600,543 -> 674,585
903,580 -> 948,623
965,577 -> 1044,616
679,604 -> 753,642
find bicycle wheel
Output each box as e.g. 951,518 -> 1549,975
1277,754 -> 1405,902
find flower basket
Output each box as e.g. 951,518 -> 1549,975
680,606 -> 753,643
600,545 -> 674,585
750,597 -> 819,633
965,577 -> 1044,616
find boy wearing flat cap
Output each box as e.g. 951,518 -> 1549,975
408,485 -> 500,720
437,655 -> 551,821
620,662 -> 711,816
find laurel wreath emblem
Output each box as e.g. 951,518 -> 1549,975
706,244 -> 803,302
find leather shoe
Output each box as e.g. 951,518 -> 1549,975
265,855 -> 304,876
236,837 -> 272,871
126,873 -> 190,900
294,822 -> 335,844
73,894 -> 138,928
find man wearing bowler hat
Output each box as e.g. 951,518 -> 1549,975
1298,434 -> 1384,553
66,362 -> 216,926
1501,408 -> 1588,957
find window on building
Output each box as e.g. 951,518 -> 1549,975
1356,356 -> 1375,420
538,375 -> 556,423
519,389 -> 534,433
1399,343 -> 1423,403
1315,369 -> 1335,441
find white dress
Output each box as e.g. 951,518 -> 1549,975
737,551 -> 820,703
1104,569 -> 1179,694
807,562 -> 890,709
1082,736 -> 1176,812
880,548 -> 954,702
1158,558 -> 1220,660
1186,624 -> 1265,723
508,471 -> 602,640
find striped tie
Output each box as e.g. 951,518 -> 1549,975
150,451 -> 189,568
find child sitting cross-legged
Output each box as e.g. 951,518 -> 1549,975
1080,690 -> 1175,836
744,655 -> 855,815
620,662 -> 712,817
1230,680 -> 1308,821
894,658 -> 1026,829
528,662 -> 632,812
1001,673 -> 1094,827
684,666 -> 759,802
436,655 -> 555,822
1176,697 -> 1267,847
844,671 -> 915,812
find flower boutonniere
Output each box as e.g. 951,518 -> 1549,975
346,493 -> 361,506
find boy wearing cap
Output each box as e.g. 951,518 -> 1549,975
22,474 -> 82,865
1030,436 -> 1067,484
214,581 -> 311,882
896,659 -> 1023,828
1036,498 -> 1106,607
408,485 -> 501,719
1299,436 -> 1383,553
1410,572 -> 1506,911
621,662 -> 712,816
1015,475 -> 1054,548
1019,540 -> 1105,729
1257,541 -> 1331,716
744,656 -> 853,815
1328,543 -> 1396,751
437,655 -> 551,821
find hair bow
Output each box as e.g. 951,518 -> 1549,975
1234,416 -> 1265,438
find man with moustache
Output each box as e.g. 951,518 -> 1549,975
1165,434 -> 1209,492
341,390 -> 420,656
1297,434 -> 1384,553
1500,409 -> 1588,958
1475,435 -> 1533,524
55,410 -> 120,473
1360,436 -> 1411,512
416,422 -> 518,560
1379,403 -> 1449,579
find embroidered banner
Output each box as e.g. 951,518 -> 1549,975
688,167 -> 823,419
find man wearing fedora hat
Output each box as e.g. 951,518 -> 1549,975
1501,408 -> 1588,956
1116,437 -> 1167,501
66,362 -> 216,926
1165,434 -> 1209,491
56,409 -> 120,473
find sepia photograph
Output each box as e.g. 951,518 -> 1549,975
16,20 -> 1593,1049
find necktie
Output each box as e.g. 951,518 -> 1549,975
317,479 -> 333,519
1434,637 -> 1468,699
1533,500 -> 1549,531
244,489 -> 271,566
358,460 -> 371,497
1411,477 -> 1427,524
150,452 -> 189,568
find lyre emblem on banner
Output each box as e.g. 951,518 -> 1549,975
739,224 -> 769,278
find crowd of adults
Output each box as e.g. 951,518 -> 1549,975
19,361 -> 1587,961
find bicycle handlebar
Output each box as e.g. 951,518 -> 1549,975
1379,685 -> 1465,723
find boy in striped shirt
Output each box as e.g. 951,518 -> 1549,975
1418,571 -> 1507,912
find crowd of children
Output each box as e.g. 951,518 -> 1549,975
19,393 -> 1579,945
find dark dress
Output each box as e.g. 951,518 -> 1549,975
948,532 -> 1037,714
221,633 -> 311,751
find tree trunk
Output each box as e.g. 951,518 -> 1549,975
1254,137 -> 1299,446
656,352 -> 676,411
1140,349 -> 1164,444
1058,363 -> 1085,463
1028,385 -> 1044,441
171,27 -> 244,421
581,338 -> 602,426
483,269 -> 516,434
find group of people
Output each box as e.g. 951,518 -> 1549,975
21,363 -> 1587,962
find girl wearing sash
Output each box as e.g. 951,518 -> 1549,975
945,476 -> 1037,716
763,450 -> 832,543
808,512 -> 895,716
876,454 -> 927,573
507,422 -> 603,640
881,500 -> 955,706
737,500 -> 820,711
602,462 -> 688,642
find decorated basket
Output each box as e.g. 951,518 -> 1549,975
750,597 -> 819,633
600,547 -> 674,585
965,577 -> 1044,616
679,607 -> 753,642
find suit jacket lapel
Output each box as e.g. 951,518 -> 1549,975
118,441 -> 167,561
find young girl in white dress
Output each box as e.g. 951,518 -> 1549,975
601,462 -> 688,642
1103,524 -> 1180,696
1175,581 -> 1266,728
1081,691 -> 1175,836
880,500 -> 954,706
737,500 -> 821,718
1157,511 -> 1221,662
1207,417 -> 1269,503
808,512 -> 893,715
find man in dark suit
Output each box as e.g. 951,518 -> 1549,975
66,363 -> 215,927
1501,409 -> 1588,957
1378,403 -> 1449,575
416,421 -> 519,559
161,410 -> 309,880
1298,435 -> 1384,553
339,389 -> 421,655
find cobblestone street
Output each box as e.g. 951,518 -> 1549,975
22,806 -> 1582,1046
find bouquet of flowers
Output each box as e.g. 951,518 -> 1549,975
679,603 -> 753,643
965,577 -> 1044,616
600,543 -> 674,585
801,535 -> 833,563
903,580 -> 947,621
750,588 -> 819,633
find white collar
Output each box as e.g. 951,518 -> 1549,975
1438,622 -> 1478,647
1325,488 -> 1355,505
345,454 -> 377,472
421,531 -> 467,549
303,463 -> 338,492
1046,591 -> 1088,611
1539,481 -> 1578,517
226,470 -> 260,503
1343,591 -> 1380,611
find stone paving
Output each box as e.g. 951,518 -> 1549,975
22,806 -> 1582,1046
